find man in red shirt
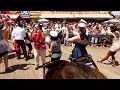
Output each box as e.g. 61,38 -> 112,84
32,24 -> 46,70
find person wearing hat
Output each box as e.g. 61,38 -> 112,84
66,22 -> 92,65
47,31 -> 62,61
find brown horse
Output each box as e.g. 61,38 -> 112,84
44,59 -> 107,79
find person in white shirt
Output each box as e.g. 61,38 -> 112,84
11,22 -> 28,60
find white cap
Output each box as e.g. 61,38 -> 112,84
78,23 -> 86,28
50,31 -> 58,37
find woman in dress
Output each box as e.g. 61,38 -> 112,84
47,31 -> 62,61
66,23 -> 92,65
97,26 -> 120,67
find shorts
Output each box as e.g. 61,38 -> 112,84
34,49 -> 46,61
0,51 -> 8,58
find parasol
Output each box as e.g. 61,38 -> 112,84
37,18 -> 49,23
104,19 -> 120,24
79,19 -> 87,24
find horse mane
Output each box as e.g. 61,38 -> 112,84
45,60 -> 108,79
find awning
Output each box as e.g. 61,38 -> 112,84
111,11 -> 120,16
20,15 -> 30,18
40,14 -> 113,19
40,14 -> 74,18
8,14 -> 20,19
104,19 -> 120,23
30,16 -> 40,19
20,12 -> 30,19
74,14 -> 113,19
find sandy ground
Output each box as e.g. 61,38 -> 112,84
0,43 -> 120,79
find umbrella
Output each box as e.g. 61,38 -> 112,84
7,19 -> 15,23
104,19 -> 120,24
79,19 -> 87,24
37,18 -> 49,23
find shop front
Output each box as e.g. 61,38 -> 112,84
111,11 -> 120,19
0,11 -> 21,22
19,11 -> 30,23
39,11 -> 113,22
29,11 -> 42,23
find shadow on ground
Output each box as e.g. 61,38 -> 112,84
0,64 -> 29,74
103,60 -> 119,66
8,54 -> 16,59
103,62 -> 112,65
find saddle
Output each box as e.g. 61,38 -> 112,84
68,54 -> 100,72
43,55 -> 100,79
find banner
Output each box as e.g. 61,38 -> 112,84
20,11 -> 30,18
30,11 -> 42,16
1,11 -> 21,14
49,11 -> 110,14
30,11 -> 110,14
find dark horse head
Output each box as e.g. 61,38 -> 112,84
44,60 -> 107,79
